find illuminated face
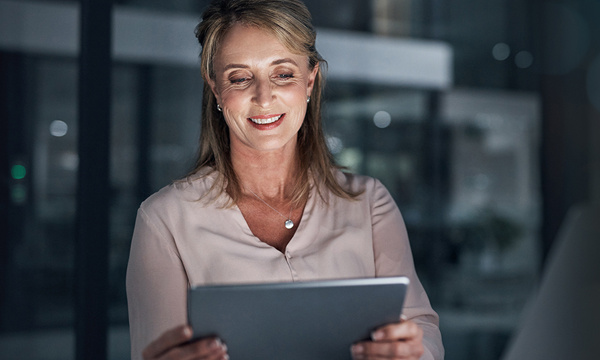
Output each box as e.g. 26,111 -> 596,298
207,23 -> 318,154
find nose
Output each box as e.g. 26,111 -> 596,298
252,77 -> 275,108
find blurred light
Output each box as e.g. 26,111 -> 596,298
492,43 -> 510,61
586,54 -> 600,112
515,51 -> 534,69
338,148 -> 363,171
475,113 -> 505,129
50,120 -> 68,137
397,155 -> 413,179
373,111 -> 392,129
11,184 -> 27,205
11,164 -> 26,180
60,152 -> 79,171
326,136 -> 344,154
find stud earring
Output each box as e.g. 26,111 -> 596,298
217,104 -> 222,112
307,96 -> 311,103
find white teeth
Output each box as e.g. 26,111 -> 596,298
250,115 -> 282,124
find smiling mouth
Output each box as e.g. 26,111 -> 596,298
249,114 -> 283,125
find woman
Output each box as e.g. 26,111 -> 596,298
126,0 -> 444,359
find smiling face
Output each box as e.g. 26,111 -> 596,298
207,23 -> 318,155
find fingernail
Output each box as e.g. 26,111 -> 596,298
351,344 -> 364,355
183,326 -> 192,337
401,314 -> 409,322
371,330 -> 384,341
213,338 -> 228,352
210,339 -> 222,349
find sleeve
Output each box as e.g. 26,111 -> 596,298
370,179 -> 444,360
126,207 -> 189,360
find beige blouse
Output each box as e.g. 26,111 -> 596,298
126,169 -> 444,359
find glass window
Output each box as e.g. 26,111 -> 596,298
0,1 -> 550,360
0,55 -> 78,358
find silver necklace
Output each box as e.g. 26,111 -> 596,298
247,189 -> 294,229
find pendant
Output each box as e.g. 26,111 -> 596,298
285,219 -> 294,229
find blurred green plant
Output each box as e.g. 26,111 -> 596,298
450,208 -> 524,252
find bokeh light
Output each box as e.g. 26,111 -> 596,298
373,111 -> 392,129
326,135 -> 344,154
11,184 -> 27,204
492,43 -> 510,61
50,120 -> 69,137
515,51 -> 534,69
11,164 -> 26,180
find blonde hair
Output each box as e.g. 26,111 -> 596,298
192,0 -> 361,205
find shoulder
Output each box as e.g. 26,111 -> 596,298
139,168 -> 222,218
332,169 -> 389,198
330,170 -> 400,221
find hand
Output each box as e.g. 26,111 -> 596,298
351,318 -> 424,360
142,325 -> 229,360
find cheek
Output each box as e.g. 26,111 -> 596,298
220,90 -> 248,112
281,83 -> 310,105
222,108 -> 246,134
222,101 -> 245,121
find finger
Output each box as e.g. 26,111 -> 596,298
143,325 -> 193,359
352,341 -> 410,359
352,340 -> 424,360
371,321 -> 423,342
164,337 -> 228,360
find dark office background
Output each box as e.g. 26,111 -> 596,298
1,0 -> 599,359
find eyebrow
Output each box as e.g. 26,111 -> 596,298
223,63 -> 249,71
222,58 -> 299,71
271,58 -> 298,66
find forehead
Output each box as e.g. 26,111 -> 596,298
213,23 -> 307,69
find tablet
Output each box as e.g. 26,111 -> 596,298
187,276 -> 409,360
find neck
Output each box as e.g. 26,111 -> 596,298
230,138 -> 299,201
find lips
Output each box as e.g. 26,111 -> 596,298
249,114 -> 284,125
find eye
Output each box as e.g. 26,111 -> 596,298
277,73 -> 294,79
230,77 -> 249,84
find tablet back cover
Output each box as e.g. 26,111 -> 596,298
188,276 -> 409,360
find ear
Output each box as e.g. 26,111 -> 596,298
306,62 -> 319,96
206,77 -> 221,104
